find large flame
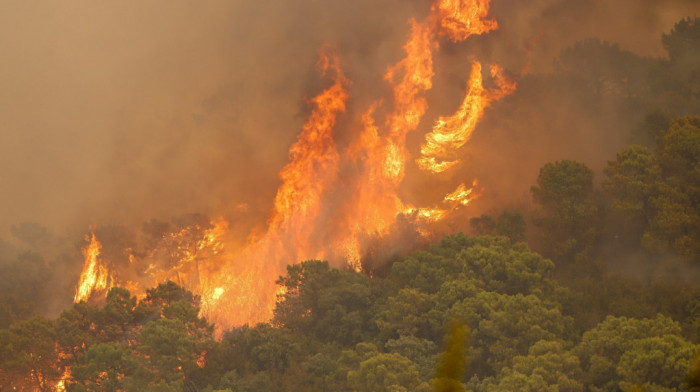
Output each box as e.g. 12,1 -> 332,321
434,0 -> 499,41
73,0 -> 516,332
202,49 -> 351,326
74,232 -> 111,303
267,49 -> 348,259
417,62 -> 517,173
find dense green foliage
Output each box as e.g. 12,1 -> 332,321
604,116 -> 700,257
0,282 -> 215,391
531,160 -> 603,263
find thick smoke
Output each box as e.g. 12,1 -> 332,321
0,0 -> 697,314
0,0 -> 426,237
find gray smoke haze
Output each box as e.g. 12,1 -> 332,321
0,0 -> 697,243
491,0 -> 700,72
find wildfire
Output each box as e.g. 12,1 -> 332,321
203,49 -> 351,326
73,0 -> 516,332
445,181 -> 478,206
74,232 -> 111,303
417,62 -> 517,173
74,218 -> 230,309
267,48 -> 348,258
434,0 -> 499,41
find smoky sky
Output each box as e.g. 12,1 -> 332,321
0,0 -> 697,239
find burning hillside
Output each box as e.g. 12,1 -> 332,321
2,1 -> 700,390
72,0 -> 517,331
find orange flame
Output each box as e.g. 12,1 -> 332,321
73,0 -> 514,332
74,231 -> 111,302
434,0 -> 498,42
198,48 -> 351,327
73,218 -> 229,307
444,180 -> 478,206
267,49 -> 348,255
385,19 -> 436,142
417,62 -> 516,173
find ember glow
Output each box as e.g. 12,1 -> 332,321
74,0 -> 516,331
56,368 -> 70,392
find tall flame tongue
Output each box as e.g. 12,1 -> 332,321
74,231 -> 111,302
267,50 -> 348,256
201,49 -> 350,327
73,0 -> 516,331
330,18 -> 438,271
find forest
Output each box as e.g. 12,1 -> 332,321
1,11 -> 700,392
